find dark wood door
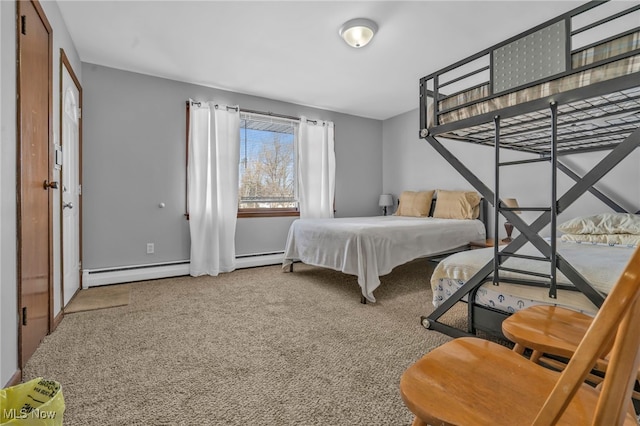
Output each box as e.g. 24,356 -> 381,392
18,0 -> 53,368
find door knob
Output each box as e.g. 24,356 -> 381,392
63,202 -> 73,209
43,180 -> 59,190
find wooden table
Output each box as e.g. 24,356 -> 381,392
469,238 -> 508,249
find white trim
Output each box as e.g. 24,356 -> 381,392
82,254 -> 285,287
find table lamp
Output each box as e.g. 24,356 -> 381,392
379,194 -> 393,216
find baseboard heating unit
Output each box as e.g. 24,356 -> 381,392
234,252 -> 284,269
82,261 -> 190,288
82,252 -> 285,288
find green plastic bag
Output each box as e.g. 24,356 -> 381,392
0,378 -> 64,425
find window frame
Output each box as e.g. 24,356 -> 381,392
237,111 -> 300,218
237,208 -> 300,218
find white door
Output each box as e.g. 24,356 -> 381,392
61,62 -> 82,307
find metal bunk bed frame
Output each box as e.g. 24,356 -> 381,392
418,0 -> 640,338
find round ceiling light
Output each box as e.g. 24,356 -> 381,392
338,18 -> 378,48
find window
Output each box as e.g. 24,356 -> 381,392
238,112 -> 299,217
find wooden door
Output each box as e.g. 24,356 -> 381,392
61,51 -> 82,307
17,0 -> 53,368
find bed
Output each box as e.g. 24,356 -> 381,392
283,192 -> 487,303
428,239 -> 637,335
417,1 -> 640,338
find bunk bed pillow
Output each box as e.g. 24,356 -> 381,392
558,213 -> 640,235
395,190 -> 435,217
561,233 -> 640,247
432,190 -> 481,220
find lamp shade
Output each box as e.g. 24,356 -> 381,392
379,194 -> 393,207
502,198 -> 521,214
339,18 -> 378,48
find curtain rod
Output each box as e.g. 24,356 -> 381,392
187,100 -> 318,124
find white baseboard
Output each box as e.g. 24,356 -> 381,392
82,254 -> 284,288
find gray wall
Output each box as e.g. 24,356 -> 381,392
81,64 -> 383,270
1,0 -> 81,386
382,108 -> 640,239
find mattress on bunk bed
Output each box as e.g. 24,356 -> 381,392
431,241 -> 636,316
426,27 -> 640,130
283,216 -> 485,302
428,54 -> 640,129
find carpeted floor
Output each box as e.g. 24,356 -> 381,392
24,259 -> 468,425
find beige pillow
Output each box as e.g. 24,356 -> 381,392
558,213 -> 640,235
395,190 -> 435,217
432,190 -> 481,220
561,233 -> 640,247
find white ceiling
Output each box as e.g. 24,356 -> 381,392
56,0 -> 582,120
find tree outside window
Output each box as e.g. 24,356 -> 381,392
238,114 -> 299,216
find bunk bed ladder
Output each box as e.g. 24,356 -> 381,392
493,103 -> 560,300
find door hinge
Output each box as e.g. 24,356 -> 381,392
21,15 -> 26,35
22,307 -> 27,326
77,184 -> 82,195
77,107 -> 81,119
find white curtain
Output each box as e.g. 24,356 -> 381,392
298,117 -> 336,219
187,102 -> 240,276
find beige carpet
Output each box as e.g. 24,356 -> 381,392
64,284 -> 131,313
24,259 -> 468,425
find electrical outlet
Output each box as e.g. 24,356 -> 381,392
146,243 -> 154,254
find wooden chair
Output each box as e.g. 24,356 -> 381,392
400,246 -> 640,425
502,297 -> 640,400
502,304 -> 599,365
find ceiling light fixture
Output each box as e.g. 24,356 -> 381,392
339,18 -> 378,48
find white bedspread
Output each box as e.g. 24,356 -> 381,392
283,216 -> 485,302
431,241 -> 635,312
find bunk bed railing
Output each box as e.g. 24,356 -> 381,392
420,0 -> 640,137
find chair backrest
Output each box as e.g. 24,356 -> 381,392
532,245 -> 640,426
